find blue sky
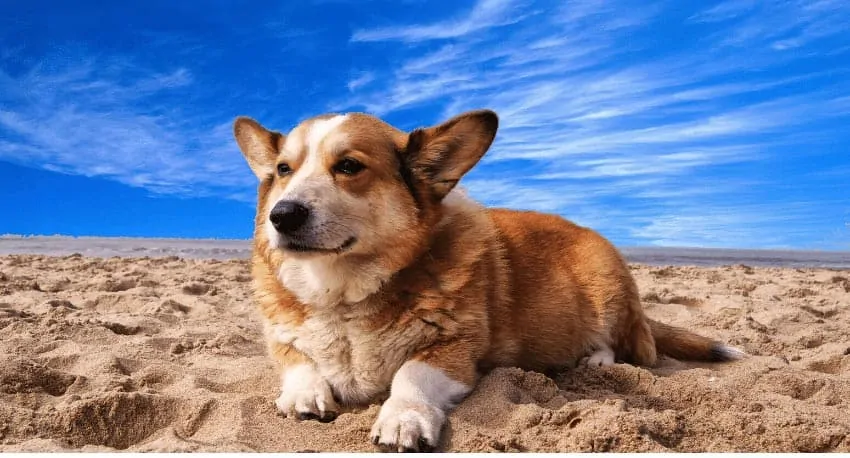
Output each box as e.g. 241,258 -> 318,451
1,0 -> 849,249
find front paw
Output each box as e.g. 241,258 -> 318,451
275,365 -> 339,422
370,397 -> 444,452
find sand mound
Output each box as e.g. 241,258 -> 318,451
0,255 -> 848,452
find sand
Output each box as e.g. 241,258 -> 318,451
1,254 -> 848,452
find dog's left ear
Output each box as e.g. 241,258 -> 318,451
406,109 -> 498,200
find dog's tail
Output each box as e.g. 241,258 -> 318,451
647,318 -> 745,362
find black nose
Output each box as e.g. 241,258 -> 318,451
269,200 -> 310,234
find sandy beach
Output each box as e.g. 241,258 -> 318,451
1,252 -> 849,452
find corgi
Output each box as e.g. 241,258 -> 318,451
232,109 -> 743,452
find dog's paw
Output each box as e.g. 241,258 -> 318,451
370,397 -> 444,452
275,364 -> 339,422
584,347 -> 616,367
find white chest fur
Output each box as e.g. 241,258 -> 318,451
268,307 -> 421,405
278,256 -> 389,307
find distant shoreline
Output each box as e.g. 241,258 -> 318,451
1,235 -> 848,269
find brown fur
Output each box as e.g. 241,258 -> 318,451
483,209 -> 659,370
232,109 -> 741,452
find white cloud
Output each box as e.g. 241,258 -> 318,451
692,0 -> 850,49
688,0 -> 758,23
351,0 -> 523,42
460,179 -> 580,213
0,57 -> 252,198
628,201 -> 847,249
531,146 -> 761,180
347,71 -> 375,91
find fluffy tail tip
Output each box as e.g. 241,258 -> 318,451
710,344 -> 747,362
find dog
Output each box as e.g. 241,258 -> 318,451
232,109 -> 743,452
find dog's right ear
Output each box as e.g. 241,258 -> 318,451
405,109 -> 499,201
233,117 -> 284,180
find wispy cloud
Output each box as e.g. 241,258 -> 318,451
351,0 -> 523,42
0,56 -> 253,200
688,0 -> 757,23
347,71 -> 375,91
531,146 -> 761,180
629,200 -> 849,249
691,0 -> 850,50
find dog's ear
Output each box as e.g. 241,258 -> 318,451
233,116 -> 285,180
405,109 -> 498,201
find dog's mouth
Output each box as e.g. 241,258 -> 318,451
283,237 -> 357,254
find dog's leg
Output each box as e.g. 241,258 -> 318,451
370,346 -> 476,453
269,341 -> 339,422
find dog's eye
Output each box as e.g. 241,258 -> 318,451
277,163 -> 292,176
333,158 -> 365,176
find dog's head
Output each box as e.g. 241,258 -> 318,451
233,109 -> 498,265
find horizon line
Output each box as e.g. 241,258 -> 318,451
2,233 -> 848,254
